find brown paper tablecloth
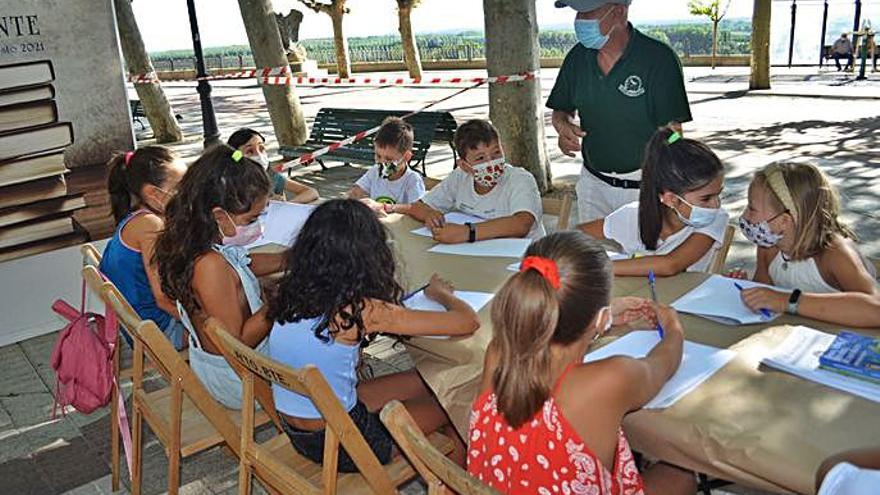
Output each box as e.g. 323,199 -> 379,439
618,272 -> 880,494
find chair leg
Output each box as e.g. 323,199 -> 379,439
131,406 -> 143,495
238,460 -> 252,495
167,448 -> 181,495
167,385 -> 183,495
110,382 -> 121,492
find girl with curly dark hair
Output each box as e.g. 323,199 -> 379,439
154,144 -> 283,409
266,199 -> 479,470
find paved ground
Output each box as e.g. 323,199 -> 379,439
0,66 -> 877,495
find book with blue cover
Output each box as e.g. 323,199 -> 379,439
818,331 -> 880,385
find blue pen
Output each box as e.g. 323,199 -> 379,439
647,270 -> 665,338
403,283 -> 430,302
734,282 -> 773,319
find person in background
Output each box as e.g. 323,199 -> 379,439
228,128 -> 319,204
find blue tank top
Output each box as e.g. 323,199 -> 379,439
99,210 -> 173,330
269,317 -> 360,419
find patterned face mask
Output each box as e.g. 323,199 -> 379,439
470,156 -> 506,189
377,156 -> 405,180
738,213 -> 785,248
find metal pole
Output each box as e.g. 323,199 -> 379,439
185,0 -> 221,148
820,1 -> 829,67
788,0 -> 797,68
853,0 -> 862,33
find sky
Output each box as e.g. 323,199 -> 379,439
131,0 -> 878,63
132,0 -> 759,52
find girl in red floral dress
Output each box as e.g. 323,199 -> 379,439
467,231 -> 696,494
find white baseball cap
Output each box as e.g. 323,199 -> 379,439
554,0 -> 632,13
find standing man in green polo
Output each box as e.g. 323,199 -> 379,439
548,0 -> 692,222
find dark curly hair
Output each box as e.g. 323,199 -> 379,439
267,199 -> 404,342
154,144 -> 270,315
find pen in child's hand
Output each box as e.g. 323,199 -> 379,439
648,270 -> 665,338
403,283 -> 430,302
734,282 -> 773,319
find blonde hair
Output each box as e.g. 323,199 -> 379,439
754,162 -> 855,260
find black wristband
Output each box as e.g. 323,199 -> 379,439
465,222 -> 476,243
787,289 -> 802,315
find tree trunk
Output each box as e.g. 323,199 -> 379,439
398,4 -> 422,79
330,4 -> 351,78
237,0 -> 308,147
482,0 -> 551,192
750,0 -> 772,89
711,20 -> 718,69
114,0 -> 183,143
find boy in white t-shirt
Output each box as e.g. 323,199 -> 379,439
348,117 -> 425,210
579,128 -> 729,276
393,119 -> 545,243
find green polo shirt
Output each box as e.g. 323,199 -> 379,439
546,25 -> 692,174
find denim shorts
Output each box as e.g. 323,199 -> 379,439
280,400 -> 393,472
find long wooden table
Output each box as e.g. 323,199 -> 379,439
382,216 -> 880,495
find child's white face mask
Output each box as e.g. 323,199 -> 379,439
249,152 -> 270,170
470,156 -> 506,189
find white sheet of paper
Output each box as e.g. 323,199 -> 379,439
583,331 -> 736,409
505,251 -> 627,272
428,238 -> 532,258
403,290 -> 495,340
671,274 -> 781,326
410,212 -> 485,237
761,326 -> 880,404
245,201 -> 315,249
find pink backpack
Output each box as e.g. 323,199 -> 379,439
50,281 -> 117,415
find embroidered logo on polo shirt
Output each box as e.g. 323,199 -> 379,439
618,75 -> 645,97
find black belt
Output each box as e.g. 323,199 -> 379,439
584,163 -> 641,189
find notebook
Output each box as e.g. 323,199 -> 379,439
762,326 -> 880,404
244,201 -> 315,249
428,238 -> 531,258
584,331 -> 736,409
671,275 -> 781,325
818,331 -> 880,384
403,290 -> 494,340
410,212 -> 484,237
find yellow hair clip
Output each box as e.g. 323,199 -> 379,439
231,150 -> 244,162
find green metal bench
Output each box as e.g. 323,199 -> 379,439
279,107 -> 459,176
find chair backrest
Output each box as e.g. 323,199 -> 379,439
81,243 -> 102,268
380,401 -> 500,495
708,224 -> 736,274
134,319 -> 244,456
208,318 -> 398,495
541,193 -> 573,231
82,265 -> 105,301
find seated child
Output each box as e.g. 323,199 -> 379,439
395,119 -> 545,243
347,117 -> 425,211
579,128 -> 729,276
100,146 -> 188,349
738,161 -> 879,327
154,145 -> 284,409
267,199 -> 479,471
468,231 -> 695,494
227,128 -> 319,204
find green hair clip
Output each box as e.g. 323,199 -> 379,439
231,150 -> 244,162
667,131 -> 682,145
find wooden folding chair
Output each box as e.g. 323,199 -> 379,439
708,224 -> 736,274
81,243 -> 102,268
101,286 -> 272,495
380,401 -> 500,495
208,318 -> 455,495
542,193 -> 574,232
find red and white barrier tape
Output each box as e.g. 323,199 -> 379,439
130,66 -> 537,87
275,80 -> 485,172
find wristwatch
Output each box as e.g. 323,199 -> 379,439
465,222 -> 476,243
787,289 -> 802,315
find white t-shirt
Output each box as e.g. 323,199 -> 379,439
355,166 -> 425,205
422,164 -> 546,240
603,201 -> 730,273
819,462 -> 880,495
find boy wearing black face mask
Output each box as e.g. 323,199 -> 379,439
347,117 -> 426,213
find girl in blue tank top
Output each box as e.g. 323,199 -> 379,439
154,145 -> 286,409
266,199 -> 480,471
99,146 -> 187,349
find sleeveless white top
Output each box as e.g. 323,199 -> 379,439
769,250 -> 877,294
